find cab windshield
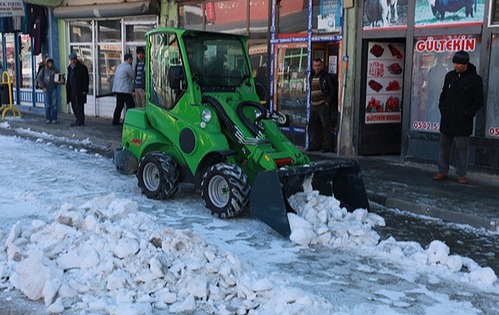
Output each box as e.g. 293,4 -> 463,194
184,33 -> 250,88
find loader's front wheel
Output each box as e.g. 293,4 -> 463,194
201,163 -> 250,218
137,152 -> 179,200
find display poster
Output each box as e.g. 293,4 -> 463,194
0,0 -> 24,17
362,0 -> 408,30
486,34 -> 499,139
316,0 -> 342,33
410,35 -> 480,133
365,41 -> 404,124
415,0 -> 485,27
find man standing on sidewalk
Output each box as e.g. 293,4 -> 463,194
66,53 -> 89,127
433,50 -> 484,184
112,53 -> 135,125
133,47 -> 146,107
307,58 -> 338,153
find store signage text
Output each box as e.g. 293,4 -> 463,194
415,36 -> 476,53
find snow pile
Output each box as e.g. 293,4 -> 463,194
0,194 -> 336,314
377,237 -> 497,287
288,189 -> 385,247
287,189 -> 498,288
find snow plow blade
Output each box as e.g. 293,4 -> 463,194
250,159 -> 370,237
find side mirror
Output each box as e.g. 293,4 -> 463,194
168,65 -> 183,90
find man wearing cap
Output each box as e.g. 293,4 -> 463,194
433,50 -> 484,184
66,53 -> 89,127
112,53 -> 135,125
36,57 -> 61,124
133,47 -> 146,107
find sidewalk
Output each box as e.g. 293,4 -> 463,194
1,110 -> 498,231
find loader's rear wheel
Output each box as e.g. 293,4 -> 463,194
201,163 -> 250,218
137,152 -> 179,200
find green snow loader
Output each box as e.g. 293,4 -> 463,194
114,28 -> 369,237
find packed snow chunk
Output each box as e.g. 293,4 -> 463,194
112,237 -> 140,259
11,249 -> 62,300
169,295 -> 196,313
47,297 -> 65,314
256,286 -> 335,315
252,278 -> 273,292
445,255 -> 463,273
288,213 -> 317,247
468,267 -> 497,287
107,302 -> 152,315
426,240 -> 450,265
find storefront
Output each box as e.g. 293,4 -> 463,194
269,0 -> 343,148
356,0 -> 499,170
177,0 -> 343,149
53,0 -> 160,118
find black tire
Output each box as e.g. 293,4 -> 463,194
201,163 -> 250,218
137,152 -> 179,200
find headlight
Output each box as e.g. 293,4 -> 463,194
201,109 -> 212,122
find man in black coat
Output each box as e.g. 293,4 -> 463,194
433,50 -> 483,184
307,58 -> 338,153
66,53 -> 89,127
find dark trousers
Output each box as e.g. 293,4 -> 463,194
70,92 -> 85,125
113,93 -> 135,124
438,133 -> 470,177
308,103 -> 333,150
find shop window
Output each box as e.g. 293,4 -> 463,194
98,20 -> 121,42
69,45 -> 94,96
410,35 -> 481,133
486,34 -> 499,138
149,32 -> 184,109
126,23 -> 154,42
97,45 -> 121,95
275,43 -> 308,128
179,4 -> 204,30
278,0 -> 307,34
491,1 -> 499,25
69,21 -> 92,42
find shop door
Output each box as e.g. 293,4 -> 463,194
358,40 -> 404,155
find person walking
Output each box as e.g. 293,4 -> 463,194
307,58 -> 338,153
112,53 -> 135,125
66,53 -> 89,127
433,50 -> 484,184
133,47 -> 146,107
36,58 -> 62,124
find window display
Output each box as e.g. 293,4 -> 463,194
410,35 -> 481,133
365,41 -> 404,124
486,34 -> 499,138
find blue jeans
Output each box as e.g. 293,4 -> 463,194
44,88 -> 59,122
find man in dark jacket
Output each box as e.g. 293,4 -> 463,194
66,53 -> 89,127
307,58 -> 338,152
433,50 -> 483,184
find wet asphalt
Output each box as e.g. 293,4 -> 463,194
2,109 -> 498,272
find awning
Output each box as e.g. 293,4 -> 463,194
53,1 -> 159,19
23,0 -> 63,7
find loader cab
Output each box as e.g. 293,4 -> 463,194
148,31 -> 187,110
183,32 -> 252,92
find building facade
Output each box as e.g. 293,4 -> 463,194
1,0 -> 498,171
355,0 -> 499,170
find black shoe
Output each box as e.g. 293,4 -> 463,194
306,147 -> 320,152
70,122 -> 83,127
112,122 -> 123,126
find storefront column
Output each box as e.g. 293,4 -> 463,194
338,5 -> 357,156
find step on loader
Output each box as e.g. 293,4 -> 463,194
114,28 -> 369,237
